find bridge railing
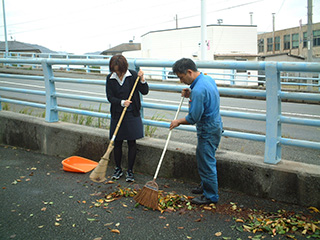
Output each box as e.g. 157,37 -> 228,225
1,52 -> 320,89
0,57 -> 319,164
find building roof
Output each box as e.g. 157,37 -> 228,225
259,52 -> 305,60
0,41 -> 56,53
141,24 -> 257,37
100,42 -> 141,55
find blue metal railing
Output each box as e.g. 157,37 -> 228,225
2,52 -> 320,89
0,57 -> 319,164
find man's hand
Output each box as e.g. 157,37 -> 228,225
182,88 -> 191,98
170,119 -> 180,130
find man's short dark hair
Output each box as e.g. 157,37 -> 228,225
172,58 -> 198,74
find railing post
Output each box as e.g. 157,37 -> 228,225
264,62 -> 281,164
162,67 -> 166,81
230,69 -> 235,85
41,60 -> 59,122
86,55 -> 90,73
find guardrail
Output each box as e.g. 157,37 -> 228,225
1,52 -> 320,89
0,57 -> 319,164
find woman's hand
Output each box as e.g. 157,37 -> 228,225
123,100 -> 132,107
138,70 -> 145,83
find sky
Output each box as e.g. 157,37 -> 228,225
0,0 -> 319,54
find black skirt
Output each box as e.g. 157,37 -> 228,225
109,111 -> 144,141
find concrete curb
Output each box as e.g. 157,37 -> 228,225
1,111 -> 319,207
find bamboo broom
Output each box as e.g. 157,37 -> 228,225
89,76 -> 140,182
134,96 -> 184,210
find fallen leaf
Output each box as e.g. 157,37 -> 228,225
177,227 -> 184,229
105,181 -> 115,184
215,232 -> 222,237
235,218 -> 244,223
104,222 -> 113,226
115,222 -> 120,227
38,225 -> 44,229
110,229 -> 120,234
195,218 -> 201,222
308,206 -> 320,213
87,218 -> 97,222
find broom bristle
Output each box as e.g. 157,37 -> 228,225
134,180 -> 159,210
89,159 -> 109,183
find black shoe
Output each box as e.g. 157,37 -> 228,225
126,170 -> 134,182
112,167 -> 123,180
191,185 -> 203,194
191,195 -> 217,205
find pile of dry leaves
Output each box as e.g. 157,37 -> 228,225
89,184 -> 320,239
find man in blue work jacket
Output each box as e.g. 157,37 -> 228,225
170,58 -> 223,204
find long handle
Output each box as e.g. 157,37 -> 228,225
153,97 -> 184,180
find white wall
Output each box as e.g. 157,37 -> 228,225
141,25 -> 257,61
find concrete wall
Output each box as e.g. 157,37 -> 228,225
1,111 -> 320,208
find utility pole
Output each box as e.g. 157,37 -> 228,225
2,0 -> 9,58
307,0 -> 313,62
249,12 -> 253,25
272,13 -> 275,54
200,0 -> 207,60
307,0 -> 313,91
175,14 -> 178,29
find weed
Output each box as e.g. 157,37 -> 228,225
145,113 -> 166,137
2,103 -> 10,110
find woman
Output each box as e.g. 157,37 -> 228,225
106,55 -> 149,182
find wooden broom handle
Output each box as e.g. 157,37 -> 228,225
153,96 -> 184,180
110,76 -> 140,143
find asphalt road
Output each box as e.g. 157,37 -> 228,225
1,145 -> 319,240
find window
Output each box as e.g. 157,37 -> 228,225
313,30 -> 320,46
258,38 -> 264,53
275,36 -> 280,51
284,35 -> 290,50
303,32 -> 307,48
267,37 -> 273,52
292,33 -> 299,49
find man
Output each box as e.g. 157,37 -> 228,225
170,58 -> 223,204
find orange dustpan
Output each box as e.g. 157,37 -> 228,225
62,156 -> 98,173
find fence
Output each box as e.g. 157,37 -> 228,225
1,52 -> 320,89
0,57 -> 319,164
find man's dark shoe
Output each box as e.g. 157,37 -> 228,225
191,195 -> 217,205
191,185 -> 203,194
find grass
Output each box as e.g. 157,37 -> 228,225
1,103 -> 168,136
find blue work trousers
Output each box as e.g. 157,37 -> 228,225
196,120 -> 222,202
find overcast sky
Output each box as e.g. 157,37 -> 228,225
0,0 -> 319,54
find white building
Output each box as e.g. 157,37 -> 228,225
124,24 -> 258,85
141,24 -> 258,61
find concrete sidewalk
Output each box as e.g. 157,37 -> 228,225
1,145 -> 319,240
